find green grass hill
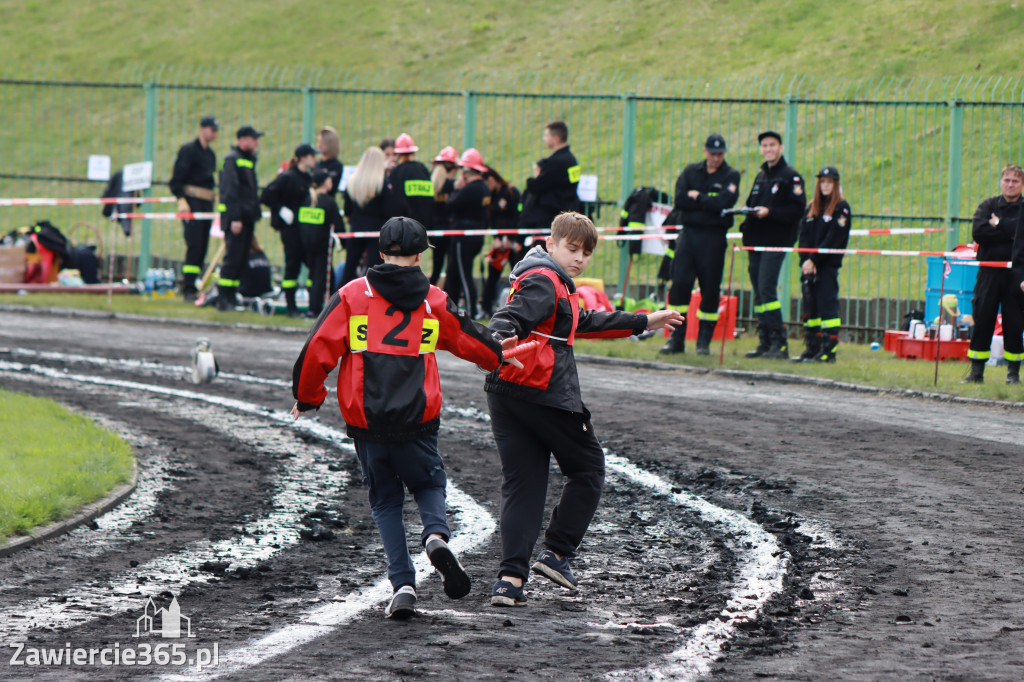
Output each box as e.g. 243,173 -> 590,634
2,1 -> 1022,84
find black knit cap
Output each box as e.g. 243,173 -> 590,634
379,217 -> 433,256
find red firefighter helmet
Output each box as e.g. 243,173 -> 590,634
433,146 -> 459,164
458,148 -> 488,173
393,133 -> 419,154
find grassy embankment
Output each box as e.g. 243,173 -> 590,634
0,387 -> 135,542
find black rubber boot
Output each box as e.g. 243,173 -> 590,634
284,289 -> 300,318
659,318 -> 687,354
814,333 -> 838,363
961,360 -> 985,384
762,326 -> 790,359
745,324 -> 771,358
695,320 -> 716,355
215,287 -> 237,312
1006,360 -> 1020,385
792,327 -> 821,362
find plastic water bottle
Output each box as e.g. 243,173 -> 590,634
870,342 -> 881,351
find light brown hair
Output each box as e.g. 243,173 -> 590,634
807,179 -> 844,219
1001,164 -> 1024,181
317,126 -> 340,159
551,211 -> 597,251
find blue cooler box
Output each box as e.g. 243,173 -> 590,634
926,256 -> 978,292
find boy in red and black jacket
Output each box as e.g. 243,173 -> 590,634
291,216 -> 520,620
484,212 -> 683,607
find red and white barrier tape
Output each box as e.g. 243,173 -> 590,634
736,245 -> 1008,268
0,196 -> 178,207
104,212 -> 951,243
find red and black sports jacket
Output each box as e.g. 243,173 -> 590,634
293,263 -> 503,441
485,247 -> 647,412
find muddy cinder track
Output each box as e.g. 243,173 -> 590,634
1,311 -> 1021,681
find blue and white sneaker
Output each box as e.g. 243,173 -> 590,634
490,579 -> 527,607
385,585 -> 416,620
531,549 -> 578,589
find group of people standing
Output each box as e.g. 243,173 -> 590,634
170,116 -> 583,322
659,129 -> 851,364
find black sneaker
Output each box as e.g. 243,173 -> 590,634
385,585 -> 416,620
490,579 -> 527,607
531,549 -> 578,589
425,537 -> 471,599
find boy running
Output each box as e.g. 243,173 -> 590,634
484,212 -> 683,606
291,216 -> 520,619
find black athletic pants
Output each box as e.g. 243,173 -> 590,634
218,218 -> 254,299
487,392 -> 605,582
279,226 -> 305,294
340,237 -> 382,287
181,197 -> 213,294
444,234 -> 484,317
970,268 -> 1024,360
429,236 -> 449,285
299,223 -> 332,316
667,228 -> 727,315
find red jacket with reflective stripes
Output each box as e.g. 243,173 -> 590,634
485,248 -> 647,412
292,264 -> 503,441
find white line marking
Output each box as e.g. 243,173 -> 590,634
0,361 -> 347,641
158,476 -> 495,680
603,453 -> 790,681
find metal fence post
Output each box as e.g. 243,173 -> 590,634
462,90 -> 477,150
302,87 -> 315,143
945,100 -> 964,251
780,95 -> 799,323
617,93 -> 637,297
139,82 -> 156,280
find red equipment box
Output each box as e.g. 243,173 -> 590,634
892,333 -> 969,361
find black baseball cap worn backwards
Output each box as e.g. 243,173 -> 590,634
379,217 -> 434,256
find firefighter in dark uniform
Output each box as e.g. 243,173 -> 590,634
261,143 -> 319,316
793,166 -> 851,363
739,130 -> 806,359
298,169 -> 344,319
383,133 -> 434,227
216,125 -> 263,311
964,164 -> 1024,384
169,115 -> 219,301
518,120 -> 581,232
660,133 -> 741,355
444,148 -> 491,320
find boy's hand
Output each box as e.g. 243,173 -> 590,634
289,402 -> 302,420
647,309 -> 684,331
499,336 -> 525,369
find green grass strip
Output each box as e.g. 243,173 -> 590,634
0,388 -> 135,542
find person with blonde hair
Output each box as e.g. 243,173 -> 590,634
429,146 -> 459,285
340,146 -> 388,286
315,126 -> 344,199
